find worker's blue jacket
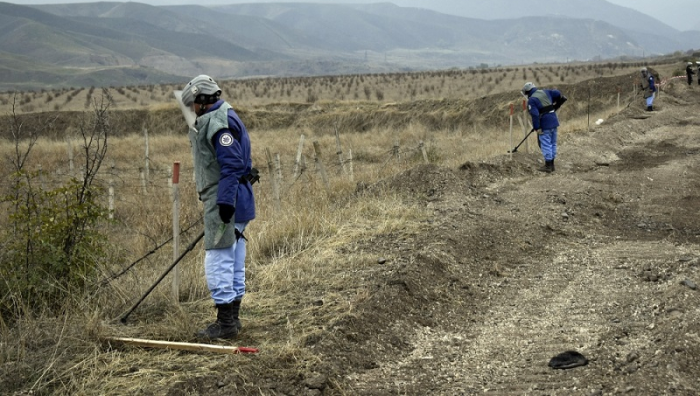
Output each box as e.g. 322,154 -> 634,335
526,88 -> 565,131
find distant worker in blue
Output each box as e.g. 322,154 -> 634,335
522,82 -> 567,173
177,74 -> 257,340
640,67 -> 657,111
686,62 -> 695,86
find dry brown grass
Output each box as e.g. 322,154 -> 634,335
0,57 -> 685,395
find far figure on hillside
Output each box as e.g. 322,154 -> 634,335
640,67 -> 657,112
697,62 -> 700,85
522,82 -> 567,173
686,62 -> 695,86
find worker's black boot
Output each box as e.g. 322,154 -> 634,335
196,300 -> 241,340
647,105 -> 653,111
539,160 -> 554,173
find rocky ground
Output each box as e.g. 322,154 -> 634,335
283,79 -> 700,395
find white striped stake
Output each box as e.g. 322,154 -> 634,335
522,100 -> 529,153
509,103 -> 514,161
171,161 -> 181,302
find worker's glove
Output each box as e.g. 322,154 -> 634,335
218,204 -> 235,224
537,129 -> 543,136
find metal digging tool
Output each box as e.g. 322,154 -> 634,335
508,128 -> 535,153
119,230 -> 204,324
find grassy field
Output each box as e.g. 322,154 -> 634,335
0,56 -> 687,395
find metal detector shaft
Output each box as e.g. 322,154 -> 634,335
120,230 -> 204,323
509,128 -> 535,153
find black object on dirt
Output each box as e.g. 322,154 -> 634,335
548,350 -> 589,369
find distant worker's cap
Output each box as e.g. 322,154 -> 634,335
521,82 -> 536,95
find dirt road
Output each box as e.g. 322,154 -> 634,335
315,81 -> 700,395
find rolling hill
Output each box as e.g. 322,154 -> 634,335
0,0 -> 697,91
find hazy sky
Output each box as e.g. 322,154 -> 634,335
7,0 -> 699,31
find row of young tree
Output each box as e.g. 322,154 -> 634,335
0,60 -> 667,113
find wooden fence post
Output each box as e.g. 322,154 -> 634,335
66,137 -> 74,177
274,153 -> 283,188
509,103 -> 514,161
293,134 -> 305,180
419,141 -> 429,164
139,168 -> 147,195
334,126 -> 347,175
38,164 -> 45,190
300,154 -> 310,181
266,148 -> 281,211
108,161 -> 115,219
144,127 -> 150,182
171,161 -> 181,302
522,99 -> 529,153
347,149 -> 354,182
313,141 -> 330,192
392,140 -> 400,162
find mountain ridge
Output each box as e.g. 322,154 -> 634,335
0,1 -> 697,91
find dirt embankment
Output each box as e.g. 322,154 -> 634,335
212,75 -> 700,395
310,76 -> 700,395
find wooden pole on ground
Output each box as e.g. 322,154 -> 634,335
105,337 -> 259,355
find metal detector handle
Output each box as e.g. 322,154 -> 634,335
509,128 -> 536,153
120,230 -> 205,323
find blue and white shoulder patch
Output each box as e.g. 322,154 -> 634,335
219,132 -> 234,147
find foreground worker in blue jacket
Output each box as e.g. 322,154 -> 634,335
522,82 -> 567,173
178,75 -> 257,340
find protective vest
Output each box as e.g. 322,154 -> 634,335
642,75 -> 655,98
189,102 -> 238,249
531,89 -> 554,113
